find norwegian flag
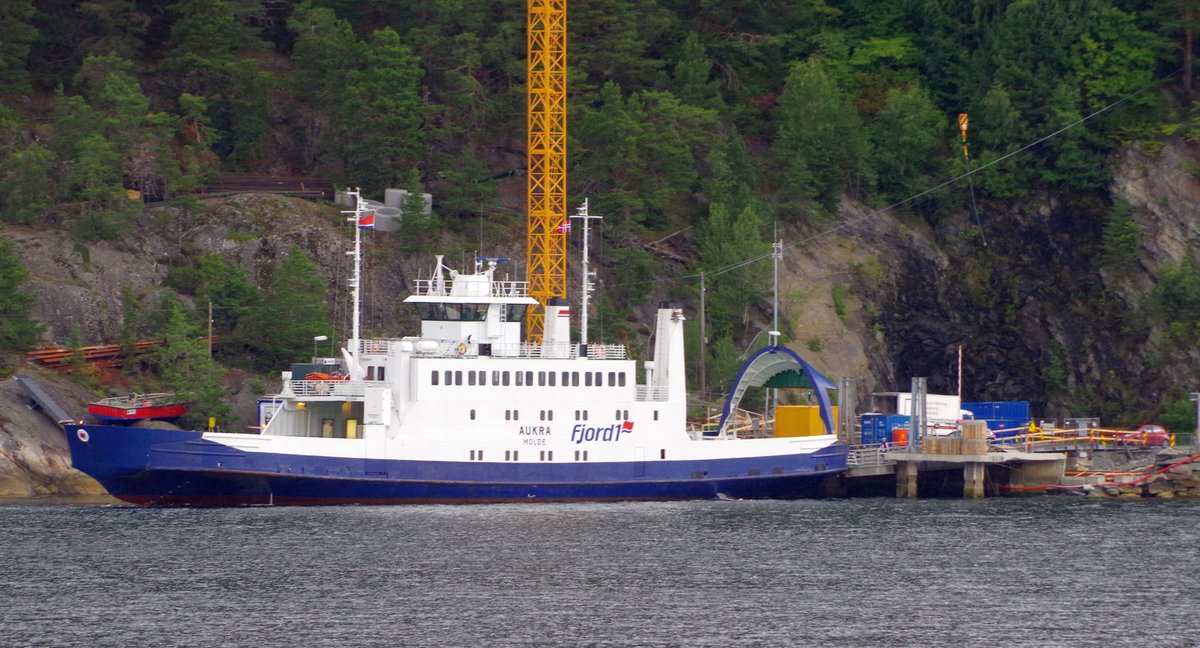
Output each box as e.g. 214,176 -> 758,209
555,220 -> 570,234
358,212 -> 376,229
622,420 -> 634,431
558,307 -> 570,317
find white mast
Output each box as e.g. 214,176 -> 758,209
571,199 -> 602,346
342,188 -> 367,348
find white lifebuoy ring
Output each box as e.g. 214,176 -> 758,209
76,429 -> 90,443
456,342 -> 467,356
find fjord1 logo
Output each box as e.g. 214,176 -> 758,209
570,420 -> 634,444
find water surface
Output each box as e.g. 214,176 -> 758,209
1,497 -> 1197,647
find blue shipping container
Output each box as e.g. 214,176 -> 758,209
883,414 -> 911,443
963,401 -> 1030,422
860,413 -> 883,444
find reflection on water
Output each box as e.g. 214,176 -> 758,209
1,498 -> 1197,647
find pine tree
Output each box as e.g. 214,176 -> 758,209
773,59 -> 870,211
341,28 -> 425,192
0,237 -> 43,351
146,293 -> 228,429
235,246 -> 330,368
0,1 -> 38,94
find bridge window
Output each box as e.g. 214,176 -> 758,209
571,372 -> 580,386
431,371 -> 439,385
444,370 -> 452,385
608,372 -> 616,386
470,409 -> 476,420
524,371 -> 533,385
418,303 -> 488,322
478,371 -> 486,386
492,370 -> 501,385
454,370 -> 463,385
548,372 -> 556,386
538,371 -> 546,386
515,371 -> 524,386
618,373 -> 626,387
468,371 -> 477,386
584,372 -> 592,387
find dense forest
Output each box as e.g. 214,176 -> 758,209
2,0 -> 1200,428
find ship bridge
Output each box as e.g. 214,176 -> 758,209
716,345 -> 837,437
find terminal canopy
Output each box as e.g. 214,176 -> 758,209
717,345 -> 837,436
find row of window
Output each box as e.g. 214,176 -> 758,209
432,369 -> 627,388
475,409 -> 650,422
465,449 -> 672,462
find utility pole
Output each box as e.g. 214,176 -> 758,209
699,271 -> 706,402
208,301 -> 213,357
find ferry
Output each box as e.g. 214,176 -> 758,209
65,193 -> 848,505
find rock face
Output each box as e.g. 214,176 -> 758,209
0,370 -> 110,497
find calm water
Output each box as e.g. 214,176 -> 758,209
1,497 -> 1198,647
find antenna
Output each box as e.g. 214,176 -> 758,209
570,199 -> 602,345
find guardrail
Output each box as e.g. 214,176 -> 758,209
848,444 -> 894,468
993,427 -> 1181,452
288,379 -> 366,399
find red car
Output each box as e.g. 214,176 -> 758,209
1115,425 -> 1171,447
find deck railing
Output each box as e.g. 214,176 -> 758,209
289,379 -> 367,398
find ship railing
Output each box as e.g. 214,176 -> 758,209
586,344 -> 628,360
636,385 -> 669,402
411,279 -> 530,297
358,338 -> 395,355
847,444 -> 894,468
288,379 -> 367,398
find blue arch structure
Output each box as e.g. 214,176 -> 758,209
716,345 -> 838,437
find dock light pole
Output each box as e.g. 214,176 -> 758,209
313,335 -> 328,360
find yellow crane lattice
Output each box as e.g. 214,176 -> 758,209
525,0 -> 568,342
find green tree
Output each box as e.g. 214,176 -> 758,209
62,132 -> 138,240
146,293 -> 228,429
1100,199 -> 1140,272
287,1 -> 358,170
1067,6 -> 1162,115
694,200 -> 770,338
773,58 -> 870,210
76,0 -> 150,60
0,0 -> 38,94
0,237 -> 42,351
194,253 -> 260,335
0,105 -> 57,223
163,0 -> 270,166
236,245 -> 330,368
1151,255 -> 1200,342
671,31 -> 721,108
868,83 -> 946,201
341,28 -> 424,192
573,83 -> 718,231
969,83 -> 1030,200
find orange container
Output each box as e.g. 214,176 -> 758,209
892,428 -> 909,446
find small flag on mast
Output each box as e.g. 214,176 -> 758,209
358,212 -> 375,229
555,220 -> 570,234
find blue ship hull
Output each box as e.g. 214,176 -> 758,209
66,424 -> 849,506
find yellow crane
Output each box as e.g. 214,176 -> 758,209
525,0 -> 568,342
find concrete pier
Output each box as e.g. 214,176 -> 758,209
897,461 -> 919,498
964,462 -> 985,498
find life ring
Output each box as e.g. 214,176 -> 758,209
76,429 -> 90,443
456,342 -> 468,356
